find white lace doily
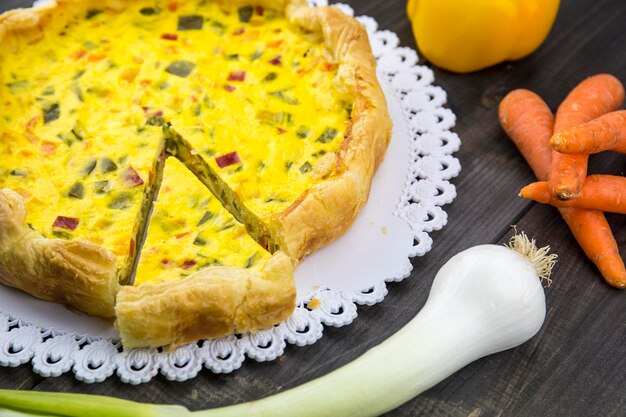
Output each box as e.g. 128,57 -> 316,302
0,1 -> 460,384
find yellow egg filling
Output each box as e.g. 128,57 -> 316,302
0,0 -> 353,284
134,157 -> 270,285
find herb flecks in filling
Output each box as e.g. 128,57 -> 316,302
134,159 -> 270,285
0,0 -> 352,283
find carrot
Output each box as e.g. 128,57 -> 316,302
499,88 -> 626,289
498,89 -> 554,181
520,175 -> 626,214
550,110 -> 626,154
549,74 -> 625,200
560,208 -> 625,288
549,153 -> 588,200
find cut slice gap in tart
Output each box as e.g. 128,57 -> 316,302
115,156 -> 295,349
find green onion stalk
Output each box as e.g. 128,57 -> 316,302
0,234 -> 554,417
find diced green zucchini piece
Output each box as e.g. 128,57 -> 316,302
317,127 -> 338,143
94,180 -> 109,194
83,41 -> 97,50
197,211 -> 215,226
41,86 -> 55,96
209,21 -> 226,36
244,253 -> 257,268
43,103 -> 60,124
100,157 -> 118,173
52,230 -> 72,239
71,83 -> 84,102
108,192 -> 133,210
139,7 -> 160,16
178,15 -> 204,31
203,95 -> 215,109
86,9 -> 102,19
68,182 -> 85,199
193,236 -> 207,246
146,116 -> 165,126
9,168 -> 28,177
6,80 -> 29,93
57,132 -> 74,147
219,222 -> 235,231
263,72 -> 277,82
269,90 -> 299,105
165,60 -> 196,78
71,121 -> 87,141
238,6 -> 253,23
299,161 -> 312,174
297,126 -> 311,139
81,158 -> 97,177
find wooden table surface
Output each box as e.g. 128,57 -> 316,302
1,0 -> 625,416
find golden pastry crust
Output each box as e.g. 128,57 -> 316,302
0,0 -> 390,347
115,251 -> 295,348
273,0 -> 392,259
0,189 -> 119,317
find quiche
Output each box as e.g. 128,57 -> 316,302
0,0 -> 391,348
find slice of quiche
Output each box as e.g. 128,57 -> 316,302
0,0 -> 390,348
116,158 -> 294,348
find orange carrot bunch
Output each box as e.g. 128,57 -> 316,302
499,74 -> 626,289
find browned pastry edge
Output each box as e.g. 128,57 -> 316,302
274,0 -> 393,259
115,251 -> 295,349
0,188 -> 119,317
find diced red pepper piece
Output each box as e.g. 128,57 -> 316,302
88,53 -> 107,63
322,62 -> 338,71
277,127 -> 286,134
53,216 -> 79,231
121,166 -> 144,187
256,6 -> 264,16
267,40 -> 283,48
72,49 -> 88,60
161,258 -> 176,268
40,141 -> 57,155
227,70 -> 246,82
269,55 -> 282,65
260,236 -> 269,251
176,231 -> 191,239
215,151 -> 241,168
167,1 -> 178,12
161,33 -> 179,41
181,260 -> 197,269
224,84 -> 236,92
25,116 -> 40,130
232,27 -> 245,36
141,106 -> 163,117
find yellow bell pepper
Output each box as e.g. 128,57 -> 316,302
407,0 -> 560,73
